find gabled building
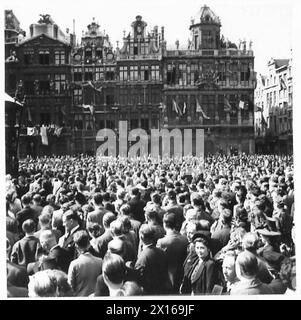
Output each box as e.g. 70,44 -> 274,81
254,57 -> 293,154
6,14 -> 73,157
162,5 -> 256,155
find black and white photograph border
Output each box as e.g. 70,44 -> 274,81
1,0 -> 301,302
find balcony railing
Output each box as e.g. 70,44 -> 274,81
166,49 -> 253,57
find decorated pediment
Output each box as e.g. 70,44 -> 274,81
196,70 -> 219,89
18,33 -> 69,47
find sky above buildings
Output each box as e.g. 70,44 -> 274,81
2,0 -> 296,74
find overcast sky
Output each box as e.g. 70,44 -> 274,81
2,0 -> 295,74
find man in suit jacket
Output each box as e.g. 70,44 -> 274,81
58,209 -> 82,260
28,230 -> 71,274
157,212 -> 188,293
11,219 -> 40,267
93,212 -> 116,258
87,193 -> 110,231
68,230 -> 102,296
135,224 -> 171,295
231,251 -> 273,295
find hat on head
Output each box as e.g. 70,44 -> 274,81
192,231 -> 210,244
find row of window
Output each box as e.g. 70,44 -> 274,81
73,87 -> 162,106
24,50 -> 68,65
74,115 -> 159,131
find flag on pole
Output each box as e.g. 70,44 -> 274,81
40,125 -> 48,145
239,100 -> 245,110
172,99 -> 182,116
5,93 -> 23,106
183,102 -> 187,115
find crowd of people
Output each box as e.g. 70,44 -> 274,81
6,153 -> 296,297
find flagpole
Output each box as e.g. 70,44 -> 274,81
15,96 -> 26,162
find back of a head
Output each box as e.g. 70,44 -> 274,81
191,193 -> 204,208
21,194 -> 31,205
28,270 -> 57,297
39,213 -> 51,227
63,209 -> 79,223
151,192 -> 161,205
131,187 -> 140,198
120,204 -> 131,217
22,219 -> 36,234
103,252 -> 126,285
93,192 -> 103,206
139,224 -> 156,245
242,232 -> 259,252
221,209 -> 233,225
102,192 -> 111,202
73,230 -> 90,250
103,211 -> 117,229
33,194 -> 41,203
108,238 -> 126,258
236,250 -> 259,279
167,190 -> 177,201
163,212 -> 176,230
39,229 -> 56,244
110,219 -> 124,237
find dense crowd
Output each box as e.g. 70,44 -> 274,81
6,154 -> 296,297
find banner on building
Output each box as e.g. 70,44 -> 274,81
40,125 -> 48,145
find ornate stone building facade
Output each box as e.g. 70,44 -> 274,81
5,5 -> 256,160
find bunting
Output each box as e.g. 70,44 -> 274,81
261,114 -> 268,128
27,127 -> 38,136
239,100 -> 245,110
280,77 -> 287,90
83,81 -> 103,92
183,102 -> 187,115
54,126 -> 63,137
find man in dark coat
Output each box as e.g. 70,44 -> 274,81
134,224 -> 171,295
16,194 -> 38,236
157,212 -> 188,293
128,188 -> 146,224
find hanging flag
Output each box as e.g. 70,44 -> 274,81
196,98 -> 210,119
159,102 -> 166,112
86,81 -> 103,92
280,77 -> 287,90
239,100 -> 245,110
172,99 -> 182,116
5,93 -> 23,106
196,98 -> 202,113
54,126 -> 63,137
40,125 -> 48,145
224,97 -> 232,112
183,102 -> 187,114
261,114 -> 268,128
27,127 -> 37,136
256,106 -> 263,112
27,106 -> 32,122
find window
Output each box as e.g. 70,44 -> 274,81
240,64 -> 250,82
39,80 -> 50,95
130,66 -> 139,81
141,42 -> 148,55
106,119 -> 115,130
194,34 -> 198,50
229,62 -> 238,84
105,67 -> 115,80
167,64 -> 176,85
119,66 -> 128,81
201,94 -> 215,121
218,62 -> 226,82
151,65 -> 160,81
130,118 -> 139,130
151,116 -> 158,129
73,67 -> 82,82
54,74 -> 66,94
119,88 -> 128,105
24,50 -> 34,65
95,67 -> 104,81
73,89 -> 82,105
141,117 -> 149,131
179,64 -> 187,85
95,48 -> 103,60
190,63 -> 199,85
39,50 -> 50,65
202,30 -> 214,49
85,114 -> 94,130
24,80 -> 34,95
84,67 -> 93,81
273,91 -> 276,105
55,51 -> 65,65
40,112 -> 51,126
141,65 -> 149,81
288,86 -> 293,105
106,94 -> 115,105
74,114 -> 83,130
85,48 -> 92,63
